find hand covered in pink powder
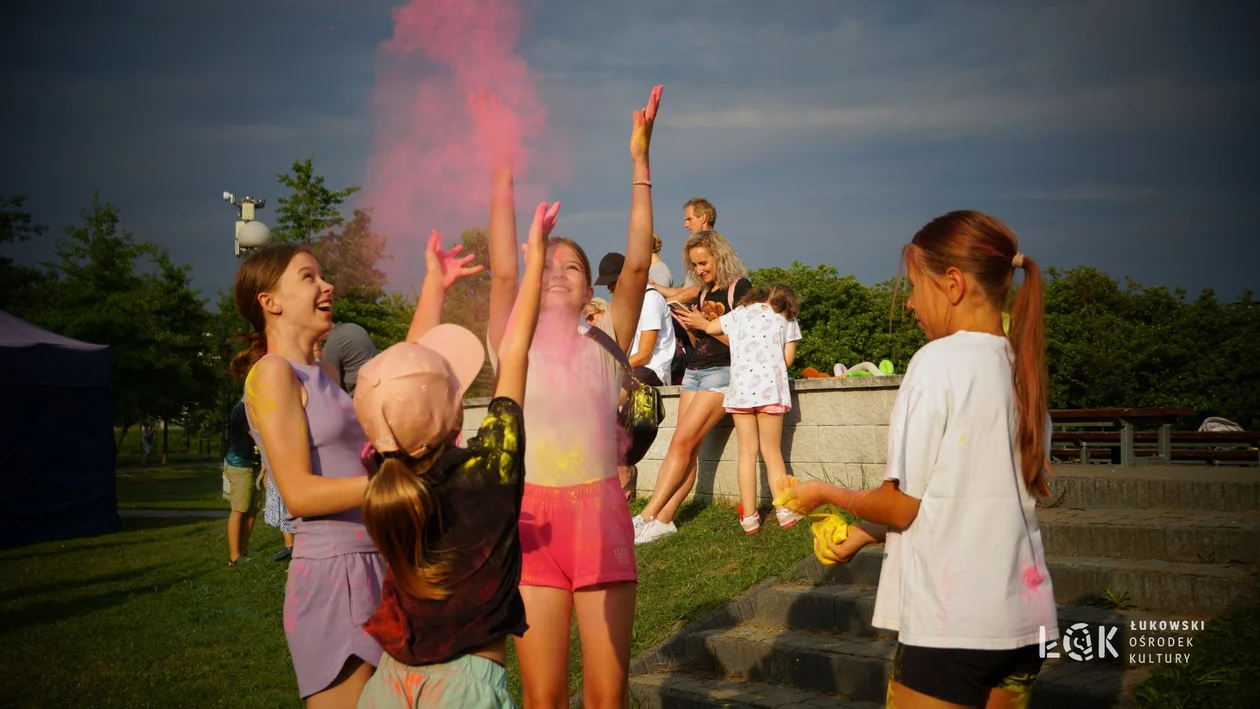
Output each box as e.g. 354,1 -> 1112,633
630,85 -> 663,163
424,229 -> 484,290
470,90 -> 522,171
522,202 -> 560,268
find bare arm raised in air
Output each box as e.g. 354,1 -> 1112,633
494,203 -> 559,405
606,85 -> 664,352
472,91 -> 522,357
407,230 -> 485,343
245,357 -> 367,518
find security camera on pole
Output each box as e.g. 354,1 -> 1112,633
223,191 -> 272,256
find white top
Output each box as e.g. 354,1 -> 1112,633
871,331 -> 1059,649
488,312 -> 622,488
718,304 -> 801,409
629,286 -> 676,386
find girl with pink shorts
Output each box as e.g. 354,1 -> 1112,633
674,284 -> 804,534
480,85 -> 663,708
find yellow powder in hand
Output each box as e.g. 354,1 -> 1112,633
810,505 -> 849,565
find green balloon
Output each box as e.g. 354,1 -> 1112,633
879,360 -> 895,375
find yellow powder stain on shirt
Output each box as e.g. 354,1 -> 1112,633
244,367 -> 277,417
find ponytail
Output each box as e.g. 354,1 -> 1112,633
1009,256 -> 1051,497
361,455 -> 452,601
908,210 -> 1052,498
230,243 -> 309,381
229,331 -> 268,381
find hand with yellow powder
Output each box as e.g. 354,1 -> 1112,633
809,505 -> 850,565
774,478 -> 886,566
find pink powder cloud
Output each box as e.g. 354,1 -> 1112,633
364,0 -> 570,289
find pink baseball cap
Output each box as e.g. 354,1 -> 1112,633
354,323 -> 485,458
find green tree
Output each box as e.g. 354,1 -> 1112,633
0,195 -> 51,312
441,228 -> 494,397
272,156 -> 360,244
314,207 -> 389,302
749,262 -> 925,376
23,194 -> 214,456
333,293 -> 414,354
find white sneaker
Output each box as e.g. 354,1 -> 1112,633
775,506 -> 803,530
632,514 -> 647,536
634,519 -> 677,545
740,512 -> 761,535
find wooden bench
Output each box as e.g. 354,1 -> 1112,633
1051,407 -> 1194,467
1051,429 -> 1260,466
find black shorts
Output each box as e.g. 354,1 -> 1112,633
890,643 -> 1044,706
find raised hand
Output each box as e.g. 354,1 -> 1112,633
521,202 -> 561,268
424,230 -> 484,290
630,85 -> 663,162
470,89 -> 521,171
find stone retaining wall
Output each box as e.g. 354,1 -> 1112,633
462,376 -> 902,504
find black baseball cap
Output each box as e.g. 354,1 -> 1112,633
595,252 -> 625,286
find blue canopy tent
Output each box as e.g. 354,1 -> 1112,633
0,310 -> 118,547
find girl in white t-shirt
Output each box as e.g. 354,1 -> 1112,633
674,284 -> 803,535
776,210 -> 1058,708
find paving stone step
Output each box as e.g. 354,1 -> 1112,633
756,582 -> 1207,644
787,549 -> 1259,616
676,624 -> 1151,707
629,672 -> 880,709
1039,508 -> 1260,564
1045,554 -> 1259,617
1046,465 -> 1260,511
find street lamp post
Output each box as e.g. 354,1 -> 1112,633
220,191 -> 273,456
223,191 -> 272,256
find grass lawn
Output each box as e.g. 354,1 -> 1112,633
0,497 -> 812,708
113,425 -> 219,469
115,463 -> 229,510
1132,598 -> 1260,709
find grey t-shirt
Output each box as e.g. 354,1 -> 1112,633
321,322 -> 377,397
649,261 -> 674,288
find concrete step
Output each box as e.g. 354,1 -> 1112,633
788,548 -> 1259,616
1046,465 -> 1260,511
629,672 -> 880,709
1039,508 -> 1260,564
755,582 -> 1206,646
1045,554 -> 1259,617
676,623 -> 1151,707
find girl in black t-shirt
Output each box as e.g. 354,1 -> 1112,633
634,229 -> 751,544
354,204 -> 555,708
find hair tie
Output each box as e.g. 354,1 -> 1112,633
1012,252 -> 1025,269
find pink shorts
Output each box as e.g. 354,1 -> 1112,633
725,403 -> 790,415
519,477 -> 639,591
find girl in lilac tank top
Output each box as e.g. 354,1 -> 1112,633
231,245 -> 385,706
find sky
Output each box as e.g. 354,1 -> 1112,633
2,0 -> 1257,303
